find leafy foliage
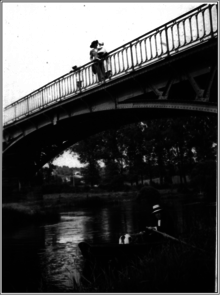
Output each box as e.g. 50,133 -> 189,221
190,160 -> 217,200
64,115 -> 217,193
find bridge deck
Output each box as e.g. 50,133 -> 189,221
3,3 -> 218,126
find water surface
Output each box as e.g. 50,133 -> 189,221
2,199 -> 216,292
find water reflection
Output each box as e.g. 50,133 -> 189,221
38,212 -> 94,291
2,200 -> 216,292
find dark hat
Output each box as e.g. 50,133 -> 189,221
90,40 -> 98,48
152,204 -> 162,214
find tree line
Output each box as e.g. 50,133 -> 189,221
68,115 -> 217,196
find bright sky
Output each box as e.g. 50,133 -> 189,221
3,2 -> 203,167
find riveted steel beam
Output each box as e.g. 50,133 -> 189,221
26,116 -> 39,130
150,84 -> 163,97
104,88 -> 118,109
186,73 -> 204,100
52,113 -> 58,125
80,98 -> 92,113
41,112 -> 53,124
204,64 -> 217,101
159,76 -> 175,100
58,104 -> 72,118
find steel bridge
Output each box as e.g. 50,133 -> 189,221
2,4 -> 218,185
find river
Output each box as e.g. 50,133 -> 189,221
2,198 -> 216,292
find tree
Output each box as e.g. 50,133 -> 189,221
190,160 -> 217,200
66,114 -> 217,192
69,134 -> 102,187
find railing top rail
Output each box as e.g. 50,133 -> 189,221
4,3 -> 216,110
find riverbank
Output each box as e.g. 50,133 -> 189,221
2,188 -> 211,230
2,189 -> 216,293
43,190 -> 137,208
2,191 -> 133,230
76,240 -> 216,293
2,202 -> 60,230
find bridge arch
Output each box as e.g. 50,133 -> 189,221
3,3 -> 218,185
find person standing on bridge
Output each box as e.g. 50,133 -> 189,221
97,41 -> 111,76
90,40 -> 106,82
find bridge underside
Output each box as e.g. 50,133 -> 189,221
3,39 -> 217,184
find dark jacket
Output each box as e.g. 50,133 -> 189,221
153,210 -> 176,237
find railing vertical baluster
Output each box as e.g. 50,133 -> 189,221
83,68 -> 86,88
72,74 -> 76,92
183,20 -> 187,45
209,5 -> 214,37
125,47 -> 129,70
134,42 -> 138,65
90,66 -> 92,85
63,79 -> 66,97
3,4 -> 217,126
130,42 -> 134,70
55,83 -> 58,99
109,55 -> 113,74
202,10 -> 206,37
124,48 -> 127,69
68,76 -> 71,93
52,84 -> 55,100
143,38 -> 147,61
69,75 -> 72,93
42,89 -> 44,106
51,85 -> 54,102
122,49 -> 125,71
71,74 -> 75,91
14,104 -> 16,121
118,51 -> 121,73
177,23 -> 180,48
84,68 -> 86,88
87,67 -> 90,86
113,53 -> 116,74
117,52 -> 120,73
189,16 -> 193,42
118,52 -> 121,73
57,79 -> 61,99
86,68 -> 89,87
27,97 -> 29,113
154,33 -> 158,57
66,77 -> 69,94
159,31 -> 162,56
79,69 -> 83,89
63,77 -> 68,97
65,78 -> 68,96
171,25 -> 175,49
149,36 -> 153,59
195,13 -> 199,40
62,79 -> 65,97
120,50 -> 123,72
139,40 -> 143,62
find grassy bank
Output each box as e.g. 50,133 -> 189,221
81,245 -> 215,292
77,199 -> 216,293
42,190 -> 138,208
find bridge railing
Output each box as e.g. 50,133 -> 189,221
4,3 -> 217,125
